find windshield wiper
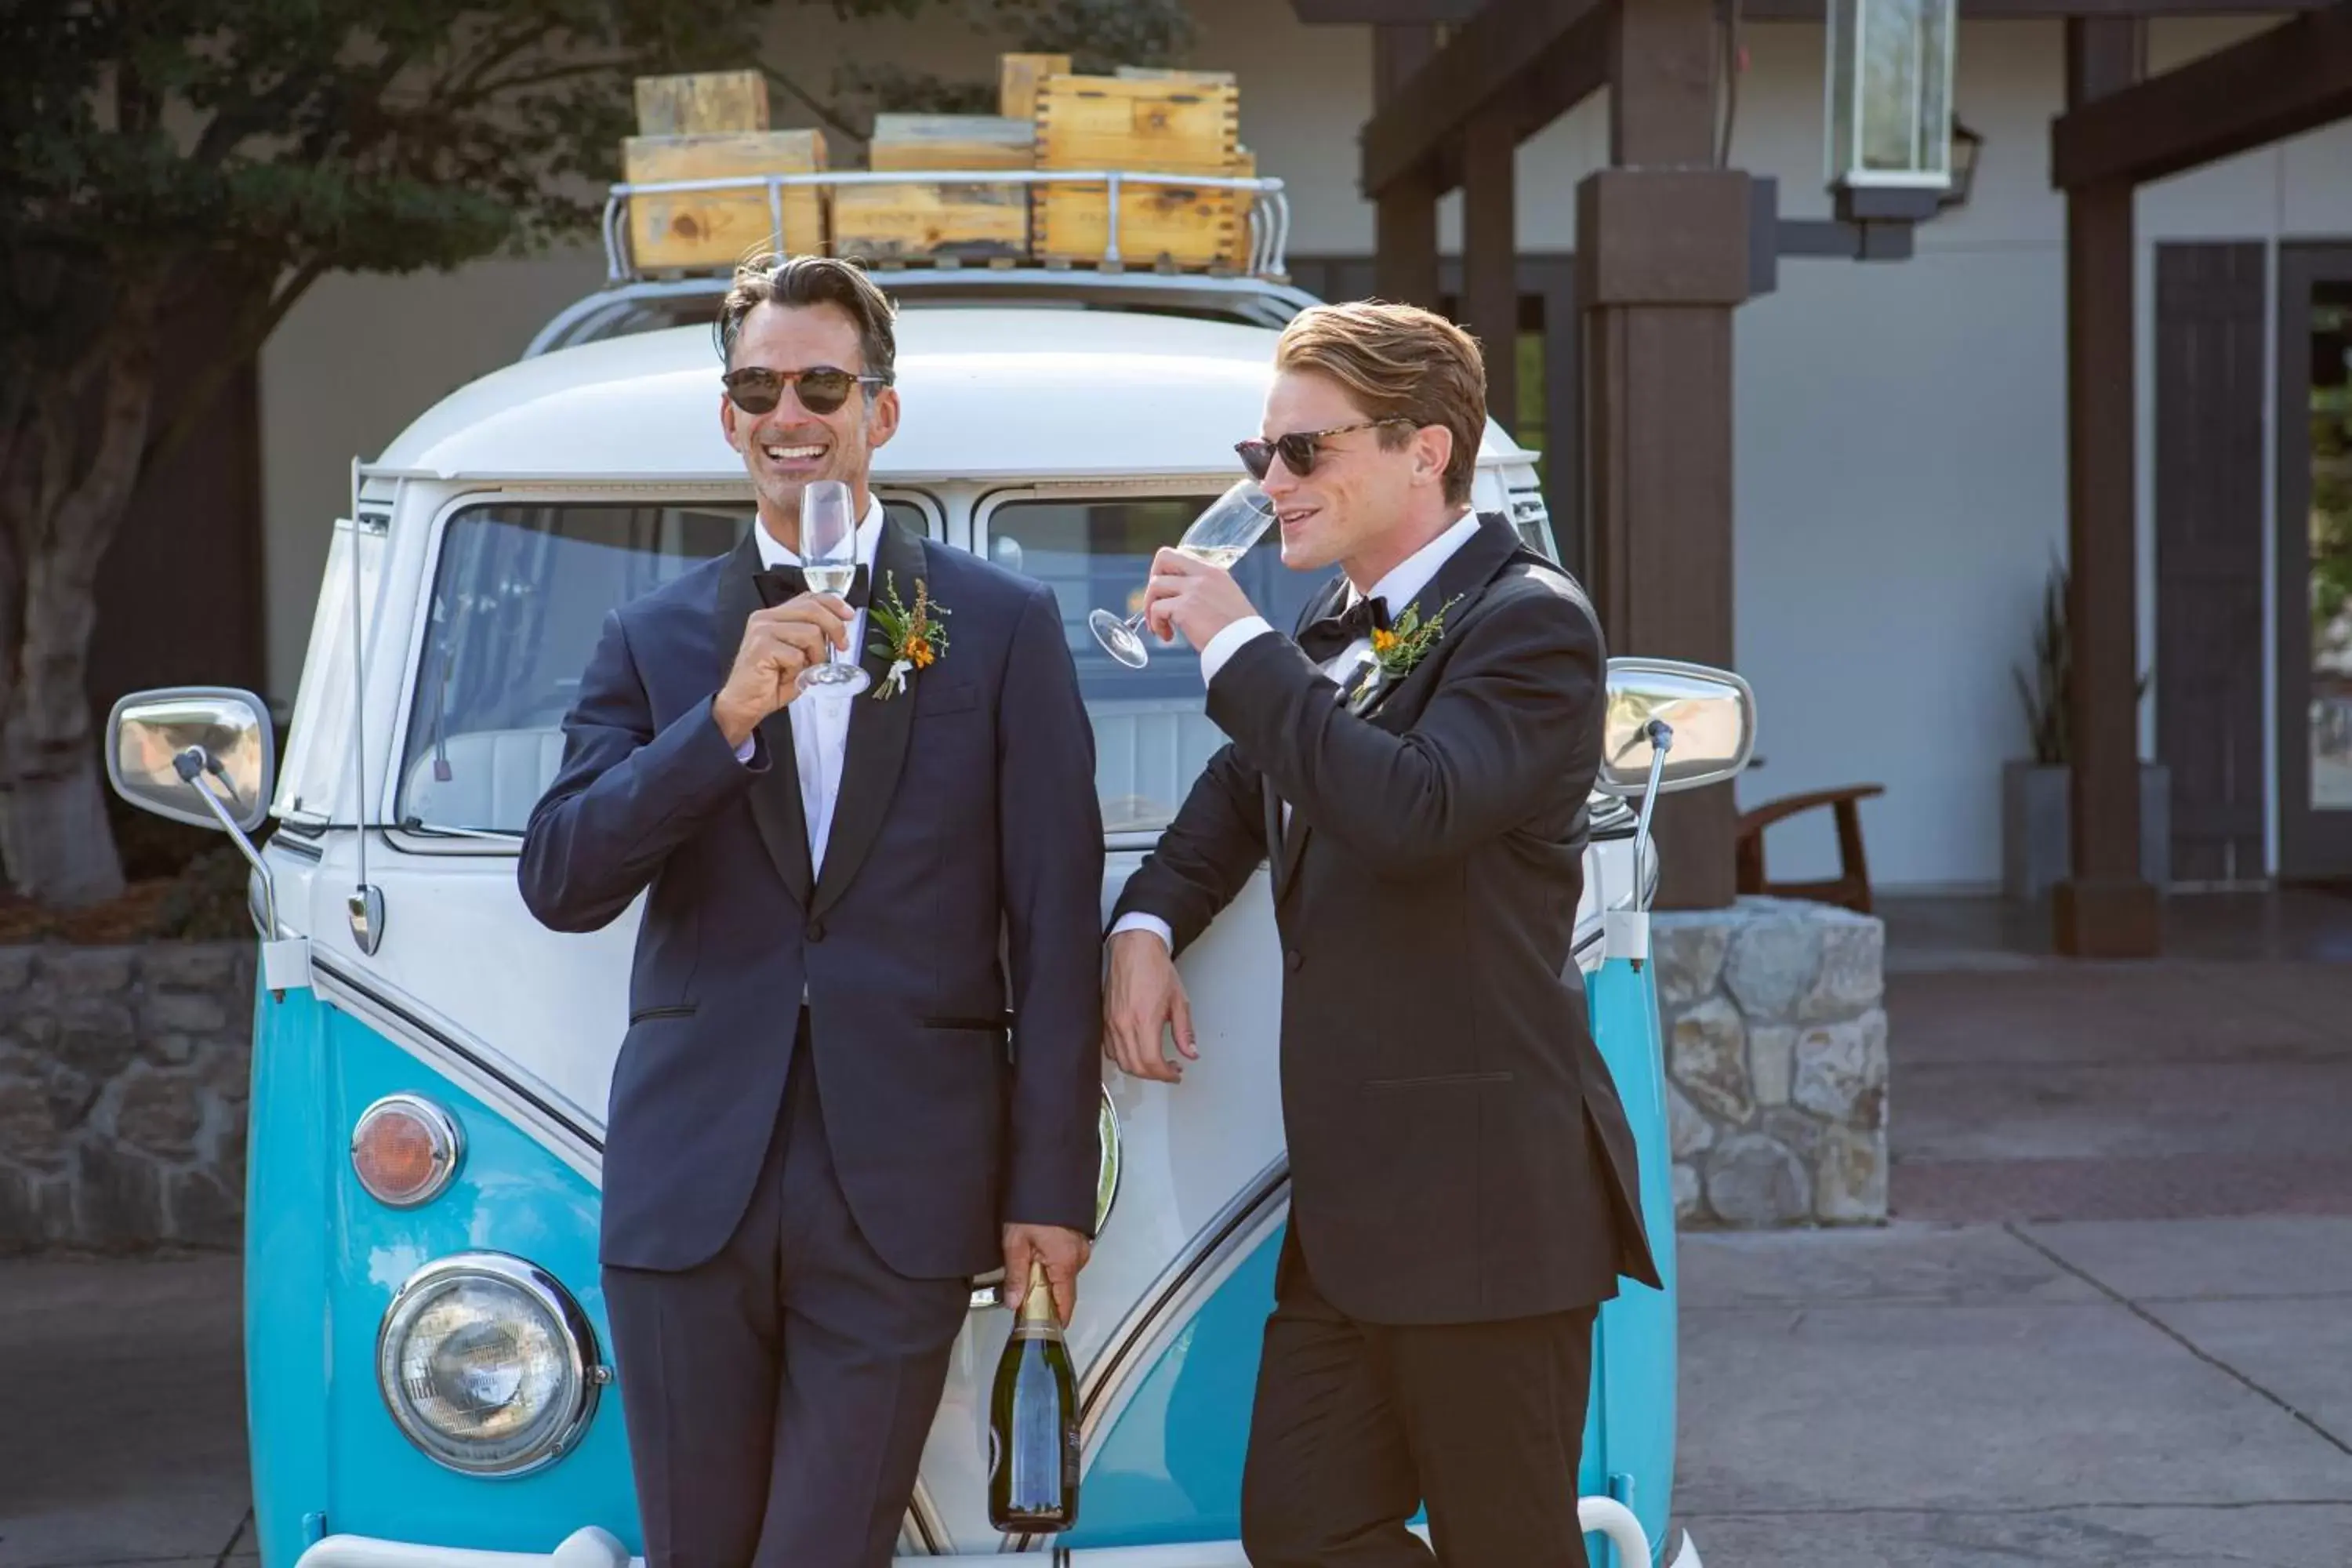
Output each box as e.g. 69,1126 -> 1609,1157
397,816 -> 521,843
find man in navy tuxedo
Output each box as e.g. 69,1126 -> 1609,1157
520,254 -> 1105,1568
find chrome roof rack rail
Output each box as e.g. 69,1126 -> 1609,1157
521,170 -> 1316,358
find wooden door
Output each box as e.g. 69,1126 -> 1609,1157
2154,242 -> 2267,884
2278,244 -> 2352,880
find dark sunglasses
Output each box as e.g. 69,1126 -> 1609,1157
1235,419 -> 1414,481
722,365 -> 889,416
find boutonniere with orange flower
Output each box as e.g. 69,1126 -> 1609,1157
1349,593 -> 1461,713
866,572 -> 949,699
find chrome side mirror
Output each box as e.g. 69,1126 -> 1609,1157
106,687 -> 275,833
1595,657 -> 1755,797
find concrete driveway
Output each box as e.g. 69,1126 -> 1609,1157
0,1252 -> 253,1568
8,1218 -> 2351,1568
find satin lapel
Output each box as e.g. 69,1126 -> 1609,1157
715,532 -> 814,909
808,517 -> 925,918
1269,572 -> 1350,902
1356,514 -> 1525,733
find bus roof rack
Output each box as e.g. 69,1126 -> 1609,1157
525,267 -> 1327,358
601,168 -> 1293,282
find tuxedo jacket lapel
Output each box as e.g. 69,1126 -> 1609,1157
809,517 -> 925,919
1268,516 -> 1535,898
714,530 -> 815,909
1356,514 -> 1528,733
1269,573 -> 1348,902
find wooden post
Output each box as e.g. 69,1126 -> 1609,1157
2056,17 -> 2161,956
1464,101 -> 1519,429
1372,25 -> 1440,308
1582,0 -> 1748,909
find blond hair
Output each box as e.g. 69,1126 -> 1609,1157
1272,301 -> 1487,505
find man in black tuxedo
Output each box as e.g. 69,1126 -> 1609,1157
1103,301 -> 1658,1567
521,255 -> 1104,1567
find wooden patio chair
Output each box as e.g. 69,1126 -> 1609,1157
1734,783 -> 1886,914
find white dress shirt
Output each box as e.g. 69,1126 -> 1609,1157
733,497 -> 886,877
1110,511 -> 1483,953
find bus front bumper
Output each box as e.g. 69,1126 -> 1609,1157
295,1511 -> 1699,1567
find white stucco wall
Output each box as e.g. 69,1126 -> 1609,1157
255,7 -> 2352,890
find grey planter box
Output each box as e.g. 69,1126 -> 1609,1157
2002,761 -> 2171,902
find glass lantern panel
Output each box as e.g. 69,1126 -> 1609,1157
1831,0 -> 1956,183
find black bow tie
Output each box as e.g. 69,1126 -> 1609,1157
1297,593 -> 1389,662
753,562 -> 869,610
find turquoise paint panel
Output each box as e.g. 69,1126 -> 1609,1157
1062,1228 -> 1280,1548
1588,955 -> 1679,1565
246,984 -> 641,1565
1068,957 -> 1674,1563
246,982 -> 335,1568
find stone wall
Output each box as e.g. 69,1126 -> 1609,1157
0,944 -> 255,1251
1652,897 -> 1888,1227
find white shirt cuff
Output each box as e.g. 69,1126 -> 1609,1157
1200,616 -> 1275,687
735,735 -> 756,764
1108,912 -> 1174,952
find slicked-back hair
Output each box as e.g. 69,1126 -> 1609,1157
715,252 -> 898,385
1273,300 -> 1487,505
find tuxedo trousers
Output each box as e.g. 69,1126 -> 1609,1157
602,1014 -> 971,1568
1240,1224 -> 1600,1568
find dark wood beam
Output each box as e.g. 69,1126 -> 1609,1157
1613,0 -> 1715,165
2056,15 -> 2161,956
1301,0 -> 2333,23
1373,25 -> 1442,307
1462,102 -> 1519,427
1583,0 -> 1747,911
2053,4 -> 2352,191
1359,0 -> 1613,198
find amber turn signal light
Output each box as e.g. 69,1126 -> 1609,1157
352,1094 -> 464,1207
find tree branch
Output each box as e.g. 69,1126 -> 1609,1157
142,258 -> 329,478
49,301 -> 159,585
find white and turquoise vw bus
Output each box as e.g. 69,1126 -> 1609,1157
103,172 -> 1749,1568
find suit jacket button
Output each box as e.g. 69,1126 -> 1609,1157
1286,949 -> 1302,972
806,920 -> 826,943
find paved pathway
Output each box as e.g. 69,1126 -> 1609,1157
1675,1218 -> 2352,1566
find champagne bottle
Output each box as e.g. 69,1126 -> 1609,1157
986,1261 -> 1080,1533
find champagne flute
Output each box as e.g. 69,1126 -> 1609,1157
796,479 -> 870,697
1090,478 -> 1277,670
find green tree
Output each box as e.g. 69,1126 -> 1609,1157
1,0 -> 1189,908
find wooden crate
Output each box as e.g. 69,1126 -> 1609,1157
633,71 -> 768,136
867,114 -> 1033,172
1112,66 -> 1239,86
1033,73 -> 1237,175
1034,180 -> 1244,269
836,114 -> 1033,263
833,183 -> 1028,263
999,53 -> 1072,122
1033,74 -> 1244,269
623,130 -> 828,271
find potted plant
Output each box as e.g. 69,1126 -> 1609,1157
2002,554 -> 2170,902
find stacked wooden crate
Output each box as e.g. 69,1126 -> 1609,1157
1033,67 -> 1248,272
622,70 -> 828,271
831,114 -> 1033,264
618,56 -> 1259,276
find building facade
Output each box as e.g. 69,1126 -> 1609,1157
222,3 -> 2352,896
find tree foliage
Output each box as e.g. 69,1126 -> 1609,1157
0,0 -> 1192,906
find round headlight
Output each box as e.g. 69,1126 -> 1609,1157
376,1253 -> 605,1475
352,1094 -> 463,1207
1096,1085 -> 1121,1232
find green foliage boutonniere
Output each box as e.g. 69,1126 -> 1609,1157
866,572 -> 949,699
1348,593 -> 1461,713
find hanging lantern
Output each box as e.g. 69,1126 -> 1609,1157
1825,0 -> 1961,223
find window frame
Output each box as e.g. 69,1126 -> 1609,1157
383,485 -> 946,856
973,477 -> 1281,853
